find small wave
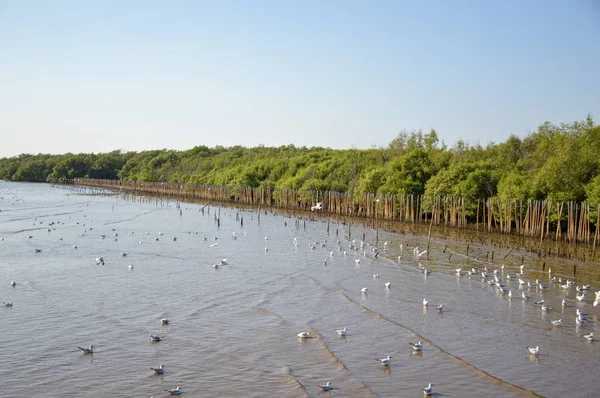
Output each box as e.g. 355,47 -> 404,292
102,209 -> 158,225
278,366 -> 310,397
251,304 -> 287,323
339,289 -> 542,397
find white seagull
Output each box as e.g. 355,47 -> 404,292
551,319 -> 563,326
336,327 -> 347,337
361,287 -> 368,294
423,298 -> 429,307
436,304 -> 444,312
384,282 -> 391,289
317,381 -> 333,391
165,386 -> 183,395
297,331 -> 310,338
150,364 -> 165,374
584,333 -> 596,341
77,345 -> 95,354
527,346 -> 540,355
149,334 -> 162,342
376,355 -> 392,366
161,318 -> 170,325
10,281 -> 16,287
409,341 -> 423,351
2,301 -> 13,307
423,383 -> 434,396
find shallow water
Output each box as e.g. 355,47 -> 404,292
1,181 -> 599,397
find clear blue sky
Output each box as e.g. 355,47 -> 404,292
1,0 -> 598,157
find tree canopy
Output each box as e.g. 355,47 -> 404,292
1,116 -> 598,210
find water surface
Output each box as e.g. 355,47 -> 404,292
1,181 -> 598,397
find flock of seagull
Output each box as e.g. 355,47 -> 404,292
3,194 -> 599,397
293,238 -> 438,395
450,261 -> 600,359
1,213 -> 196,396
292,232 -> 599,395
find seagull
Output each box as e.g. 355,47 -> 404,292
297,332 -> 310,338
527,346 -> 539,355
551,319 -> 563,326
541,304 -> 552,311
436,304 -> 444,312
384,282 -> 391,289
149,334 -> 162,342
535,300 -> 544,305
77,345 -> 95,354
373,273 -> 379,278
161,318 -> 170,325
317,382 -> 333,391
165,386 -> 183,395
311,202 -> 323,211
522,292 -> 532,300
361,287 -> 368,294
576,294 -> 585,302
150,364 -> 165,374
336,327 -> 347,337
94,257 -> 104,265
10,281 -> 16,287
2,301 -> 13,307
584,333 -> 595,341
409,341 -> 423,351
562,299 -> 567,307
423,298 -> 429,307
128,264 -> 133,270
376,355 -> 392,366
220,258 -> 228,265
423,383 -> 434,396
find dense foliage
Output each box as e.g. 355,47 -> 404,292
1,116 -> 599,210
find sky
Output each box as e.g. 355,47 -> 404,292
0,0 -> 599,157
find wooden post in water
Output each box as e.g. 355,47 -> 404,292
426,203 -> 435,260
375,199 -> 380,245
593,204 -> 599,261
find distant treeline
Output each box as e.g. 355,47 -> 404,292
1,116 -> 599,220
